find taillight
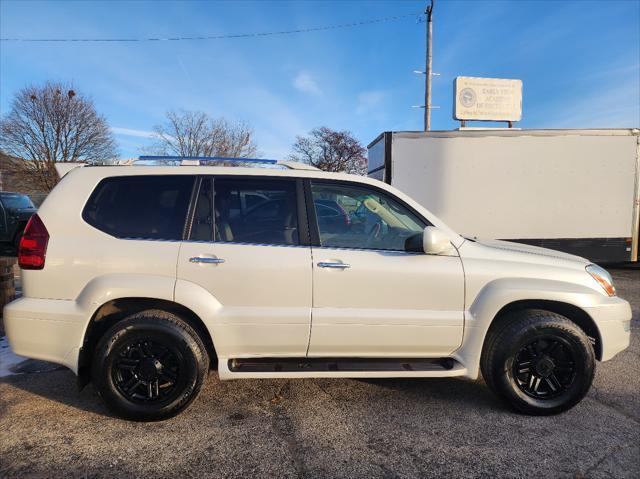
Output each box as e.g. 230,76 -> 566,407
18,214 -> 49,270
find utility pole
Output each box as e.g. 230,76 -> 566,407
424,0 -> 434,131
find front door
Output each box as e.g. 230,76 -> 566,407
177,176 -> 312,359
307,180 -> 465,358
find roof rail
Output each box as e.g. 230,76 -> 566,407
277,160 -> 319,171
134,156 -> 319,171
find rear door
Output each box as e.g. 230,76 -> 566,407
177,176 -> 312,358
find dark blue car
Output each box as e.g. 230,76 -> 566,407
0,192 -> 36,253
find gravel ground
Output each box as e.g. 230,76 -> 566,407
0,269 -> 638,478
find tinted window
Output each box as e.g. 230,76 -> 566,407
311,182 -> 425,251
83,175 -> 194,240
214,178 -> 299,245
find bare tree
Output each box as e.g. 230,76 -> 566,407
0,81 -> 117,191
151,110 -> 257,158
289,127 -> 367,175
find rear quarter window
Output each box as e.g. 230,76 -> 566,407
82,175 -> 194,240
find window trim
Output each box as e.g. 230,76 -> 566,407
182,175 -> 215,243
186,175 -> 310,247
303,179 -> 321,246
305,178 -> 433,252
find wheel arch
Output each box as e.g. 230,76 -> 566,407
454,277 -> 608,379
78,297 -> 218,388
488,299 -> 602,361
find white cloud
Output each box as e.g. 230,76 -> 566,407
356,90 -> 386,115
292,72 -> 321,95
112,127 -> 157,138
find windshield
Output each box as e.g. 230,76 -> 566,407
1,194 -> 35,209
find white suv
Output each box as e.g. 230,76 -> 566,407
4,158 -> 631,420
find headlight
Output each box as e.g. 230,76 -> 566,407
586,264 -> 616,297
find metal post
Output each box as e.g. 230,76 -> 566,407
424,0 -> 434,131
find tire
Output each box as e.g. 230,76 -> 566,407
480,309 -> 595,415
92,309 -> 209,421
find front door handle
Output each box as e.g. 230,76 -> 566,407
317,261 -> 350,269
190,256 -> 225,264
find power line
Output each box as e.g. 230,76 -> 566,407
0,12 -> 421,43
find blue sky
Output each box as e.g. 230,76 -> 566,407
1,0 -> 639,159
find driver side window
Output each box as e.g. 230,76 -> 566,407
310,182 -> 426,251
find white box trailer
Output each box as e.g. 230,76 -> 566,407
367,129 -> 640,263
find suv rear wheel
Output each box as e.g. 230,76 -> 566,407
481,309 -> 595,415
92,309 -> 209,421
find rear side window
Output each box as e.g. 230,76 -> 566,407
83,175 -> 194,240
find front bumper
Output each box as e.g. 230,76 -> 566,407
3,297 -> 86,373
584,296 -> 632,361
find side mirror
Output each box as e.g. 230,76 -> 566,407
405,226 -> 453,255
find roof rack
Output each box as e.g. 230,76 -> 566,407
134,156 -> 319,171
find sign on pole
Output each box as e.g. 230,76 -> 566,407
454,76 -> 522,122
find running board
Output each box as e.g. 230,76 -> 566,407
228,357 -> 457,373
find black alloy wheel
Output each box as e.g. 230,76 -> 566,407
112,338 -> 182,403
512,336 -> 577,399
92,310 -> 209,421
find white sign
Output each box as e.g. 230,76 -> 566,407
454,76 -> 522,122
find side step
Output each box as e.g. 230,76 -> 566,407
229,357 -> 456,373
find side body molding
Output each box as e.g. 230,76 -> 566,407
453,277 -> 605,379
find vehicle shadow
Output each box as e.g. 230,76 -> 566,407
354,376 -> 506,412
2,367 -> 506,419
1,369 -> 111,418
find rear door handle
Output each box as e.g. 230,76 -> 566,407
317,261 -> 350,269
190,257 -> 225,264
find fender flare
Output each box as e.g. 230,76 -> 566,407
453,277 -> 604,379
77,274 -> 224,350
75,273 -> 176,347
173,278 -> 223,351
76,274 -> 176,317
75,275 -> 223,384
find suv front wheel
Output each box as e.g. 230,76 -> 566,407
92,310 -> 209,421
481,309 -> 595,415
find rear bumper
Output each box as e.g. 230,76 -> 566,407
3,297 -> 86,373
585,297 -> 632,361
